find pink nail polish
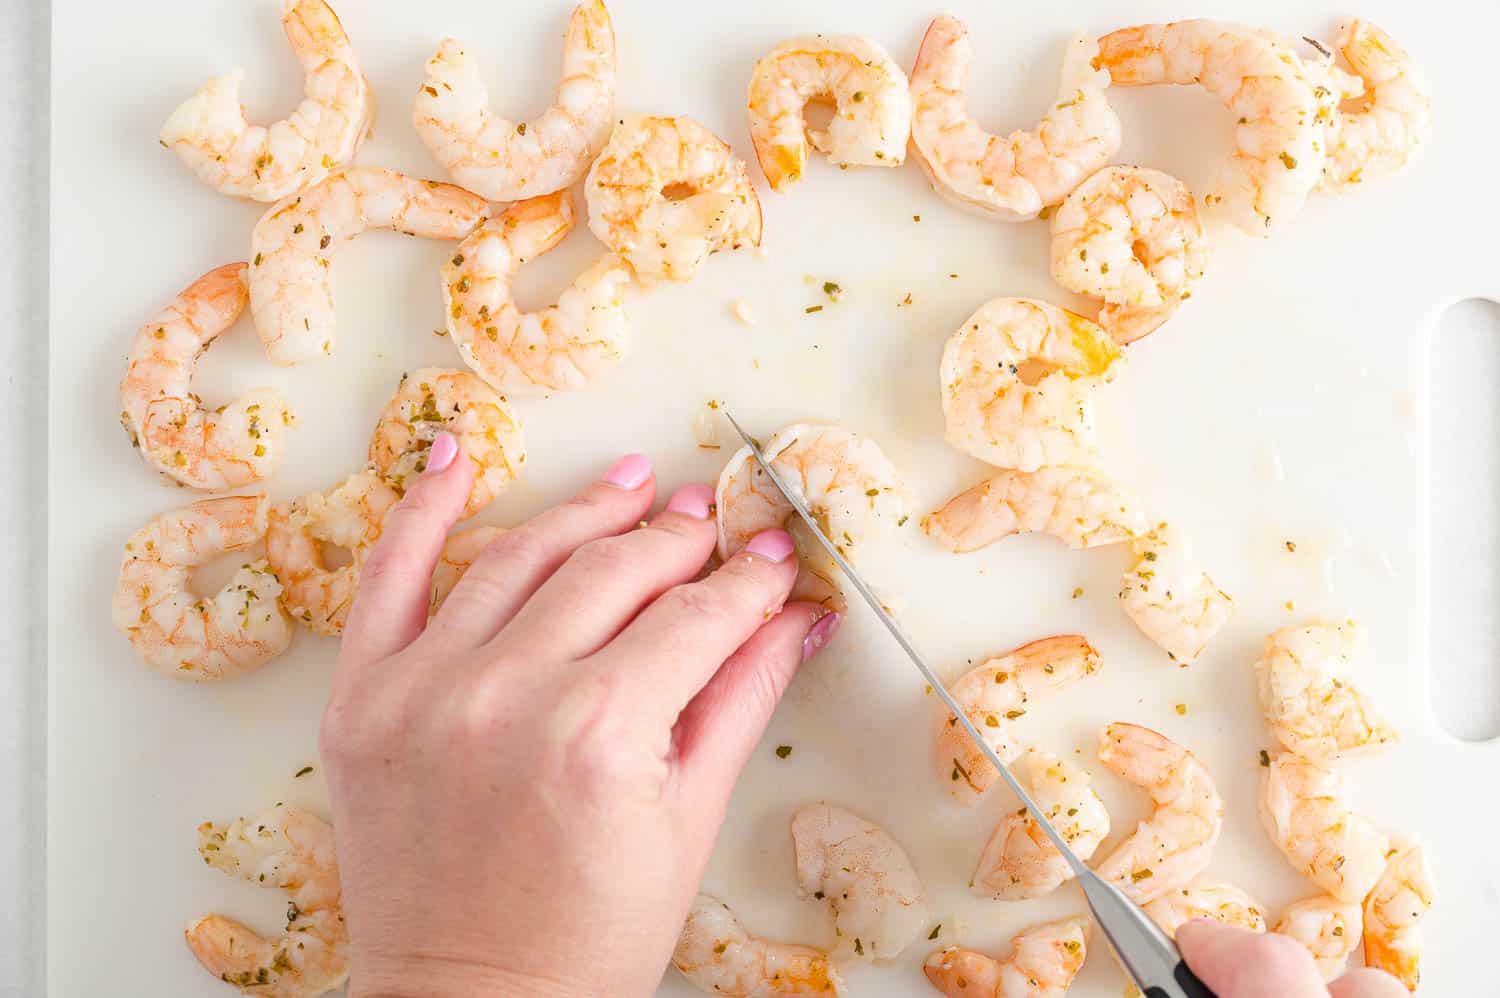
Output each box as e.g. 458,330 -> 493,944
802,612 -> 842,662
743,528 -> 795,563
665,483 -> 715,519
601,453 -> 651,489
425,433 -> 459,475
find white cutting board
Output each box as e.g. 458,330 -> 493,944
48,0 -> 1500,995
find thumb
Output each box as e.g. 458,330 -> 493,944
1176,920 -> 1328,998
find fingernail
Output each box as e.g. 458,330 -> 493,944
743,528 -> 795,563
665,483 -> 715,519
425,433 -> 459,475
802,611 -> 841,662
601,453 -> 651,490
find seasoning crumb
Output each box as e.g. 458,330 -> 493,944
730,300 -> 754,325
822,281 -> 843,301
294,766 -> 314,778
805,305 -> 824,314
928,924 -> 941,939
775,745 -> 793,759
1258,749 -> 1271,767
912,214 -> 921,222
1071,586 -> 1083,599
1284,540 -> 1297,553
1175,703 -> 1187,716
1284,599 -> 1296,611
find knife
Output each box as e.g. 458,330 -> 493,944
722,410 -> 1216,998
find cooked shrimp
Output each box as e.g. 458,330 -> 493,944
429,525 -> 506,615
585,114 -> 762,285
160,0 -> 371,202
1274,894 -> 1363,980
1256,619 -> 1399,764
266,469 -> 399,635
1363,844 -> 1432,991
413,1 -> 615,201
910,16 -> 1120,220
368,368 -> 525,519
746,36 -> 911,191
1146,881 -> 1267,937
716,423 -> 909,611
119,264 -> 294,489
1259,752 -> 1389,904
443,192 -> 633,394
187,803 -> 346,997
936,636 -> 1102,804
112,495 -> 292,682
791,802 -> 930,963
940,298 -> 1122,472
673,894 -> 842,997
1092,723 -> 1223,904
249,167 -> 490,364
923,466 -> 1146,554
1118,522 -> 1233,665
1096,20 -> 1326,234
1316,21 -> 1430,193
972,749 -> 1109,900
1049,166 -> 1208,345
923,916 -> 1089,998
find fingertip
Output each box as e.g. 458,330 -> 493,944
801,609 -> 841,662
742,528 -> 796,564
1178,920 -> 1325,997
600,452 -> 652,490
423,432 -> 459,475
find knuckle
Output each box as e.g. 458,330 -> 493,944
473,526 -> 551,576
1254,932 -> 1316,977
658,580 -> 734,623
565,533 -> 639,579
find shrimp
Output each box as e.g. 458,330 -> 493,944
1258,752 -> 1388,904
923,466 -> 1146,554
791,802 -> 931,963
368,368 -> 526,519
585,115 -> 762,285
429,525 -> 507,615
1146,881 -> 1267,937
1256,619 -> 1399,765
1363,844 -> 1432,991
1096,20 -> 1327,234
1316,21 -> 1430,193
249,167 -> 490,364
160,0 -> 371,202
1049,166 -> 1208,345
673,894 -> 843,997
266,470 -> 400,635
186,803 -> 346,997
442,191 -> 632,394
112,495 -> 292,682
972,749 -> 1110,900
910,16 -> 1120,221
1273,894 -> 1363,980
939,298 -> 1123,472
1118,522 -> 1233,665
923,917 -> 1089,998
936,636 -> 1102,804
119,264 -> 295,489
1092,723 -> 1223,904
746,36 -> 911,191
412,1 -> 615,201
716,423 -> 909,612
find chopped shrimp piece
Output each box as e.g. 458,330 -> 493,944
113,494 -> 291,681
249,167 -> 490,364
585,115 -> 762,285
1316,21 -> 1430,193
413,1 -> 615,201
119,263 -> 294,489
747,36 -> 911,191
160,0 -> 371,202
910,16 -> 1120,220
1092,723 -> 1223,904
1259,752 -> 1388,904
429,526 -> 507,615
924,466 -> 1146,553
1363,844 -> 1432,991
1119,522 -> 1233,665
187,804 -> 346,997
936,636 -> 1102,804
972,749 -> 1109,900
1256,619 -> 1399,764
443,192 -> 632,394
1274,894 -> 1363,980
1147,880 -> 1267,937
791,803 -> 930,963
673,894 -> 842,996
1049,166 -> 1208,345
940,297 -> 1122,472
923,916 -> 1089,998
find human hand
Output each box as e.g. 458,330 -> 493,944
320,435 -> 839,998
1177,920 -> 1407,998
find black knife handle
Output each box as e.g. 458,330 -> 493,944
1143,960 -> 1218,998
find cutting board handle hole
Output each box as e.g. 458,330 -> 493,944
1428,298 -> 1500,743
